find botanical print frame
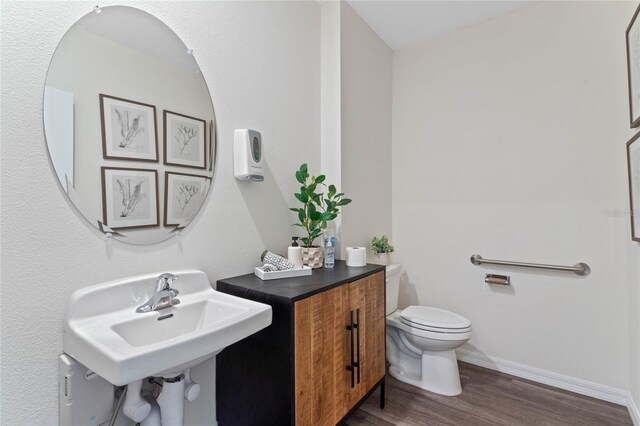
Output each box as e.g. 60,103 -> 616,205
163,110 -> 206,169
628,133 -> 640,241
101,167 -> 159,230
164,172 -> 209,227
100,94 -> 158,161
626,4 -> 640,128
209,119 -> 216,172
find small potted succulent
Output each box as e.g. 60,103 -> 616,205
371,235 -> 394,266
290,164 -> 351,268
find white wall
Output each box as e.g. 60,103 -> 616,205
629,246 -> 640,419
392,1 -> 635,393
0,1 -> 320,424
339,1 -> 393,260
320,0 -> 343,253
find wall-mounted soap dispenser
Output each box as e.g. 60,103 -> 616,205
234,129 -> 264,181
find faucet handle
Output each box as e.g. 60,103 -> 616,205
156,273 -> 179,290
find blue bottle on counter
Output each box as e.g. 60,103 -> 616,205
324,233 -> 335,268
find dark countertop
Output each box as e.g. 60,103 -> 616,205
217,260 -> 385,302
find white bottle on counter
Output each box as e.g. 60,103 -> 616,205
288,237 -> 303,269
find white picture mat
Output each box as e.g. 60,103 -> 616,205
103,97 -> 157,160
165,113 -> 205,167
103,169 -> 158,228
165,173 -> 208,225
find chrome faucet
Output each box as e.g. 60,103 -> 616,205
136,273 -> 180,313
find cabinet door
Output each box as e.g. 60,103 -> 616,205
294,285 -> 351,425
347,271 -> 386,405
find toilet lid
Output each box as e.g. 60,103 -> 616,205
400,306 -> 471,330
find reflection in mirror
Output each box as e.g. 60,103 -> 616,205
44,6 -> 216,245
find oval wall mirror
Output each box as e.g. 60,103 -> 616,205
43,6 -> 216,245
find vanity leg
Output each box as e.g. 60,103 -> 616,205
380,378 -> 385,409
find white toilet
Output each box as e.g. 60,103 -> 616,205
385,264 -> 472,396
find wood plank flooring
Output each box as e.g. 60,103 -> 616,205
347,362 -> 632,426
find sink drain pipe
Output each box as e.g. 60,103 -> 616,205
123,379 -> 152,422
157,375 -> 185,426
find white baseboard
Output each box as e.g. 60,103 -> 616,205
629,393 -> 640,426
456,348 -> 627,406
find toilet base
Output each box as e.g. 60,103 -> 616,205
389,349 -> 462,396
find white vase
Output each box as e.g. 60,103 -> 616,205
373,252 -> 391,266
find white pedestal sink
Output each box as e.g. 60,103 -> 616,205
63,269 -> 272,424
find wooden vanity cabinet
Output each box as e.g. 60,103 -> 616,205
216,262 -> 385,426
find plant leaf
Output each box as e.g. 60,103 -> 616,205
295,171 -> 305,184
337,198 -> 352,206
311,211 -> 321,221
328,185 -> 336,196
298,209 -> 306,222
315,175 -> 326,184
307,202 -> 316,217
300,163 -> 308,174
289,207 -> 299,212
295,192 -> 308,203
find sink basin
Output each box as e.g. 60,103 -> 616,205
63,270 -> 272,386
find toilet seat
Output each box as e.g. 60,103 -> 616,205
400,306 -> 471,334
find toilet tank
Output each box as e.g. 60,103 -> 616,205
385,264 -> 401,315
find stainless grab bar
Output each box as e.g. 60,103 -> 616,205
470,254 -> 591,276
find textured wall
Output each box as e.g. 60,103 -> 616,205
392,1 -> 635,392
0,1 -> 320,423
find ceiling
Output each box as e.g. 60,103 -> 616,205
345,1 -> 535,51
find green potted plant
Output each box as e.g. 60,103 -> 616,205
371,235 -> 394,266
290,164 -> 351,268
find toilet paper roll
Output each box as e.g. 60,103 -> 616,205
288,246 -> 303,269
346,247 -> 367,267
484,274 -> 510,286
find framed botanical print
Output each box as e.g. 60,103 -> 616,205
100,94 -> 158,161
626,4 -> 640,128
164,172 -> 209,227
163,110 -> 206,169
628,132 -> 640,241
101,167 -> 159,230
209,119 -> 216,172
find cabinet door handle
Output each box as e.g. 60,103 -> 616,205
355,308 -> 360,385
346,310 -> 355,388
